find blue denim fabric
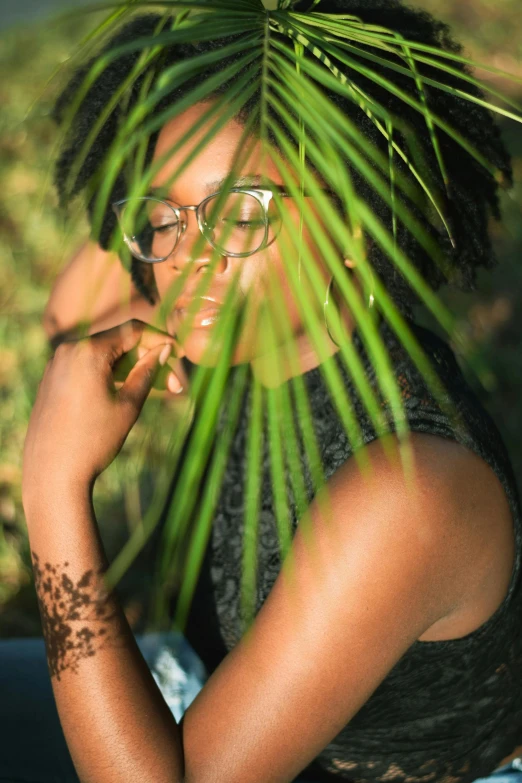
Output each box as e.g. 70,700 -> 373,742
472,758 -> 522,783
0,634 -> 520,783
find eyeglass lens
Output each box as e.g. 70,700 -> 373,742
118,192 -> 282,262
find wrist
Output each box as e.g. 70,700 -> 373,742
22,474 -> 94,523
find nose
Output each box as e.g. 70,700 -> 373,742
168,208 -> 227,276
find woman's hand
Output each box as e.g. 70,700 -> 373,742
22,319 -> 187,507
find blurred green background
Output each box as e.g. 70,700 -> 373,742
0,0 -> 521,637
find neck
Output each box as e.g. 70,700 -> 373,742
250,309 -> 356,390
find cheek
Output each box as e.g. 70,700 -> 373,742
256,245 -> 310,335
151,265 -> 188,312
267,223 -> 331,321
235,257 -> 262,295
226,249 -> 302,343
152,265 -> 170,300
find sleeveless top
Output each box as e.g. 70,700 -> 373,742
181,314 -> 522,783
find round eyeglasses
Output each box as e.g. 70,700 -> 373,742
112,188 -> 289,263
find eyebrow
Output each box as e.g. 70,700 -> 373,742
203,175 -> 287,194
148,175 -> 288,200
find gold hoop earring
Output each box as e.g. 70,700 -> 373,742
324,273 -> 376,346
367,269 -> 375,309
341,258 -> 376,310
323,275 -> 340,347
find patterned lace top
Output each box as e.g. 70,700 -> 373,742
181,315 -> 522,783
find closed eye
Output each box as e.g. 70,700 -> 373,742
227,219 -> 266,229
152,223 -> 178,233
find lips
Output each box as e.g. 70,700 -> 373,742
173,296 -> 223,329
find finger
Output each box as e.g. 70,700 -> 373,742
90,319 -> 146,366
89,319 -> 176,368
144,356 -> 186,395
116,345 -> 188,392
118,343 -> 182,414
114,348 -> 188,391
138,332 -> 185,359
159,354 -> 189,395
167,370 -> 184,395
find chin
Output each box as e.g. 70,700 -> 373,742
180,330 -> 250,368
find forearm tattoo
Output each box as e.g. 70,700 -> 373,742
31,551 -> 117,679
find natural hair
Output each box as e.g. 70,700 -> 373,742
52,0 -> 513,316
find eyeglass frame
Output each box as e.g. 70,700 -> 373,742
112,187 -> 298,263
112,185 -> 340,263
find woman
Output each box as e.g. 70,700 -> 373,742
11,1 -> 522,781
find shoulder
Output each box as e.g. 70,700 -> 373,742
325,430 -> 512,619
180,435 -> 510,782
333,426 -> 507,519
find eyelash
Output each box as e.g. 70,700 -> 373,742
153,223 -> 177,233
151,218 -> 275,232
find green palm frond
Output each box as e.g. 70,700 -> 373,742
44,0 -> 521,633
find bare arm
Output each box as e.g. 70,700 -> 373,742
26,488 -> 186,782
43,240 -> 160,343
23,320 -> 487,782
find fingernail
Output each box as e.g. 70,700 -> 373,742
168,373 -> 183,394
137,346 -> 148,360
159,344 -> 172,366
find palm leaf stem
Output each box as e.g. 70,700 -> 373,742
292,31 -> 522,121
271,19 -> 506,176
239,373 -> 264,631
155,271 -> 245,588
272,50 -> 457,247
91,53 -> 262,241
267,140 -> 407,460
265,77 -> 456,301
66,32 -> 262,202
172,363 -> 250,631
298,13 -> 522,85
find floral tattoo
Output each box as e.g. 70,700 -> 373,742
31,551 -> 117,680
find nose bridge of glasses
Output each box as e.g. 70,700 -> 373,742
173,203 -> 215,267
176,203 -> 197,232
173,204 -> 203,247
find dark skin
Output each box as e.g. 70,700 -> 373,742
24,102 -> 520,781
42,239 -> 160,341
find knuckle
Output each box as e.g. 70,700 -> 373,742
118,388 -> 130,405
140,364 -> 156,387
53,339 -> 84,363
81,338 -> 99,359
53,340 -> 73,357
119,389 -> 137,412
120,319 -> 146,353
71,336 -> 104,367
